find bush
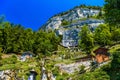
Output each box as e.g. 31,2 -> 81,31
1,54 -> 18,65
79,65 -> 86,74
0,53 -> 2,66
61,20 -> 70,26
76,69 -> 110,80
0,53 -> 2,60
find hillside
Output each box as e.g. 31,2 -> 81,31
0,2 -> 120,80
41,5 -> 104,47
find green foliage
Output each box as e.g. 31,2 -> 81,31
79,18 -> 87,21
94,24 -> 112,46
52,67 -> 60,76
56,72 -> 69,80
76,69 -> 110,80
33,30 -> 60,55
0,53 -> 2,66
79,65 -> 86,74
96,8 -> 104,19
1,22 -> 12,53
1,55 -> 17,65
0,20 -> 60,56
104,0 -> 120,27
61,20 -> 70,26
0,53 -> 2,60
79,25 -> 94,54
112,28 -> 120,42
111,52 -> 120,70
21,28 -> 34,51
0,27 -> 3,48
101,52 -> 120,80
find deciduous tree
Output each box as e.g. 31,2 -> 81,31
79,25 -> 94,54
104,0 -> 120,27
94,24 -> 111,46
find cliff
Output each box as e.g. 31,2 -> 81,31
41,6 -> 104,47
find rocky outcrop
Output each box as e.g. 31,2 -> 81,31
55,61 -> 91,74
42,8 -> 101,30
41,6 -> 104,47
61,19 -> 104,47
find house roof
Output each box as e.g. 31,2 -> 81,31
93,48 -> 109,56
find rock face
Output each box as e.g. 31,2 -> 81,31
41,6 -> 104,47
55,61 -> 91,74
62,29 -> 79,47
42,7 -> 102,30
61,19 -> 104,47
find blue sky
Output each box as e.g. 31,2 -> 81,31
0,0 -> 104,30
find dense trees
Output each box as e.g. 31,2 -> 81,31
78,24 -> 112,54
104,0 -> 120,27
112,28 -> 120,42
79,25 -> 94,54
78,24 -> 114,54
101,52 -> 120,80
33,30 -> 60,55
1,22 -> 13,53
94,24 -> 111,46
22,28 -> 34,51
111,52 -> 120,71
0,20 -> 60,55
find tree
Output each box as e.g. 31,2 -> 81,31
2,22 -> 13,53
104,0 -> 120,27
33,30 -> 60,55
97,8 -> 103,19
1,23 -> 26,53
79,25 -> 94,54
21,28 -> 34,51
10,25 -> 25,52
109,52 -> 120,80
0,15 -> 5,46
111,52 -> 120,71
94,24 -> 111,46
112,29 -> 120,42
0,26 -> 3,49
32,30 -> 60,79
101,52 -> 120,80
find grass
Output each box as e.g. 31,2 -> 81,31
79,18 -> 87,21
0,56 -> 40,79
2,43 -> 119,79
109,44 -> 120,53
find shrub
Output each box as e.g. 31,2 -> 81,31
61,20 -> 70,26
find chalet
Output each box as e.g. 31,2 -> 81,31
93,48 -> 110,63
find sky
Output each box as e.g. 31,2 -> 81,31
0,0 -> 104,30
